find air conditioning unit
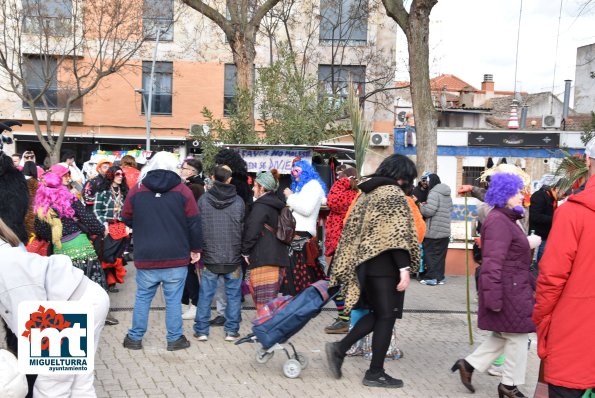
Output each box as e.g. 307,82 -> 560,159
189,123 -> 210,137
542,115 -> 561,129
369,132 -> 390,147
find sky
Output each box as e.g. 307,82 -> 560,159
395,0 -> 595,98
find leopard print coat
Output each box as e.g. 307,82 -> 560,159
330,183 -> 420,314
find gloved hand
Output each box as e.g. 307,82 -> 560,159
457,185 -> 473,195
527,234 -> 542,250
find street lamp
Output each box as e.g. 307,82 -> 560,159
135,26 -> 165,152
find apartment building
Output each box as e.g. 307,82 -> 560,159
0,0 -> 397,162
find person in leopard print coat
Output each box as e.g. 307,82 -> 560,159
326,154 -> 420,389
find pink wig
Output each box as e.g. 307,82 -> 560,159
34,172 -> 76,219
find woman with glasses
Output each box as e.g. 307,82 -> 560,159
94,166 -> 129,294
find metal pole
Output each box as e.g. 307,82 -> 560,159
146,27 -> 162,151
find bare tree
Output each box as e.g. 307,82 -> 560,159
0,0 -> 151,164
381,0 -> 438,174
181,0 -> 283,124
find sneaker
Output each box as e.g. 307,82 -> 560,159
224,332 -> 240,342
362,370 -> 404,388
325,342 -> 344,379
419,279 -> 437,286
209,315 -> 225,326
105,313 -> 119,325
108,284 -> 119,293
437,278 -> 446,285
182,304 -> 196,320
167,335 -> 190,351
324,318 -> 350,334
123,334 -> 142,350
193,334 -> 208,341
488,364 -> 503,377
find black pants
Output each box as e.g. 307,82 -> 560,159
338,250 -> 408,373
549,384 -> 589,398
181,264 -> 199,306
422,237 -> 450,281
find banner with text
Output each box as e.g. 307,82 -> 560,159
239,149 -> 312,174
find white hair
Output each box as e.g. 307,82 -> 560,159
139,151 -> 181,184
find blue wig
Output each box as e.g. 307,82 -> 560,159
291,160 -> 328,195
484,173 -> 524,208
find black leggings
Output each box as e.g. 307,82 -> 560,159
338,250 -> 408,372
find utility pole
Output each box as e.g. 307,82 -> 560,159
145,26 -> 163,152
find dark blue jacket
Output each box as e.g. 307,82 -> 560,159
122,170 -> 202,269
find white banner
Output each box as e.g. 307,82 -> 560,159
239,149 -> 312,174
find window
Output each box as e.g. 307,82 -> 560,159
143,0 -> 174,41
142,61 -> 173,115
319,0 -> 368,44
224,64 -> 237,117
318,64 -> 365,107
462,166 -> 485,187
223,64 -> 255,117
23,56 -> 58,109
22,0 -> 72,36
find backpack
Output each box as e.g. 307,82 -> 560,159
264,206 -> 296,245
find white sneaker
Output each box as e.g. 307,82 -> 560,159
487,364 -> 503,377
182,304 -> 196,320
193,334 -> 208,341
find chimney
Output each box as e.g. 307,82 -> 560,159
507,99 -> 520,129
519,105 -> 528,128
481,74 -> 494,93
562,80 -> 572,120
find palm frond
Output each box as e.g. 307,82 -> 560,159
347,80 -> 370,177
554,150 -> 588,193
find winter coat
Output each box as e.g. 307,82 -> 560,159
330,177 -> 421,313
186,175 -> 205,202
199,181 -> 244,274
533,177 -> 595,390
0,161 -> 29,243
241,192 -> 290,269
93,186 -> 125,224
121,166 -> 140,189
83,174 -> 106,208
0,239 -> 87,334
420,183 -> 453,239
529,187 -> 556,239
478,207 -> 535,333
324,178 -> 359,256
122,170 -> 202,269
286,179 -> 327,236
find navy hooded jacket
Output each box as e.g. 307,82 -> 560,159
122,169 -> 202,269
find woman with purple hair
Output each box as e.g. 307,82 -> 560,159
451,173 -> 537,398
33,171 -> 119,326
281,160 -> 327,295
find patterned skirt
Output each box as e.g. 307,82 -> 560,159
249,266 -> 283,311
280,239 -> 326,296
54,234 -> 107,290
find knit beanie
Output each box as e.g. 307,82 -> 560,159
255,171 -> 278,192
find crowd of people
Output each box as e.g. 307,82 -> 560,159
1,135 -> 595,397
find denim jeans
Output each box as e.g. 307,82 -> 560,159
128,266 -> 188,342
535,239 -> 548,267
194,267 -> 242,336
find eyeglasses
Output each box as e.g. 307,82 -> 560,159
181,166 -> 197,173
114,171 -> 124,177
24,155 -> 34,160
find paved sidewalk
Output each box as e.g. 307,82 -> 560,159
95,267 -> 540,398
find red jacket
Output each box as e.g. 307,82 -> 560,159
533,176 -> 595,390
324,178 -> 358,256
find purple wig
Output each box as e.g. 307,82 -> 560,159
291,160 -> 328,194
34,172 -> 76,219
484,173 -> 524,208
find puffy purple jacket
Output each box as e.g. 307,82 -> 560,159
478,207 -> 535,333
